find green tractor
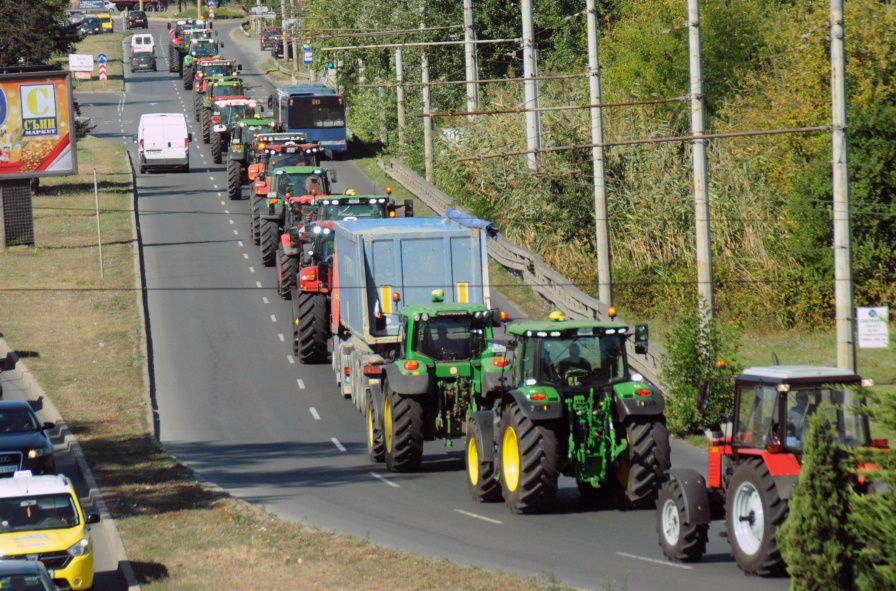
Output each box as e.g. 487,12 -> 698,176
181,38 -> 223,89
226,116 -> 280,201
366,292 -> 510,473
167,19 -> 210,75
465,311 -> 671,513
210,98 -> 261,164
194,76 -> 244,144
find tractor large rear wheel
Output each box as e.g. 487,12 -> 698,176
726,459 -> 788,575
295,292 -> 328,363
657,478 -> 708,562
383,383 -> 424,473
466,415 -> 502,502
260,220 -> 278,267
366,396 -> 385,463
210,132 -> 222,163
497,402 -> 559,514
227,159 -> 242,200
613,415 -> 671,509
278,248 -> 297,299
200,109 -> 210,144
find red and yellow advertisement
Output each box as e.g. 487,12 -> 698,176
0,71 -> 78,179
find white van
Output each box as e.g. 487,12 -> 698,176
138,113 -> 191,174
130,33 -> 154,55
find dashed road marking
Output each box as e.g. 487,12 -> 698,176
256,281 -> 263,288
331,438 -> 347,452
270,314 -> 277,322
309,407 -> 320,420
287,355 -> 295,364
278,333 -> 285,342
249,267 -> 256,273
297,379 -> 305,389
615,553 -> 692,570
243,253 -> 248,259
454,509 -> 503,525
372,473 -> 400,488
262,297 -> 269,304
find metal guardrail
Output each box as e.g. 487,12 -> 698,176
377,157 -> 667,390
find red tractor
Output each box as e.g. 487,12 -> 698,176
657,364 -> 886,575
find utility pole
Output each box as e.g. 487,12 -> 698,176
396,47 -> 406,148
463,0 -> 480,115
586,0 -> 611,308
521,0 -> 541,169
421,14 -> 433,181
830,0 -> 855,371
688,0 -> 714,322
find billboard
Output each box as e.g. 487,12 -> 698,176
0,71 -> 77,179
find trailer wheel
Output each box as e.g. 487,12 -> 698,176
657,478 -> 708,562
260,220 -> 277,267
614,415 -> 671,509
227,159 -> 242,200
466,416 -> 502,502
726,459 -> 788,575
278,249 -> 297,300
210,132 -> 222,163
200,109 -> 211,144
383,383 -> 424,473
497,402 -> 559,514
366,396 -> 385,463
249,193 -> 262,243
296,292 -> 328,363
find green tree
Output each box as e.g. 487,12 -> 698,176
660,299 -> 740,436
0,0 -> 82,67
777,409 -> 855,591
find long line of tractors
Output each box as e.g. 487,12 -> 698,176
161,18 -> 889,578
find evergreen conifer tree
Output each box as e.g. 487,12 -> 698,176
778,408 -> 855,591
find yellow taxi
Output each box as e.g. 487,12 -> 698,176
0,471 -> 100,590
97,13 -> 114,33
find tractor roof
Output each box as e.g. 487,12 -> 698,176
274,166 -> 323,175
400,301 -> 490,316
506,317 -> 628,337
738,365 -> 861,384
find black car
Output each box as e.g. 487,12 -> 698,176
0,401 -> 55,477
130,51 -> 157,72
78,16 -> 102,35
260,27 -> 281,51
127,10 -> 148,29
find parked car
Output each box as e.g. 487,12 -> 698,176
260,27 -> 281,51
97,13 -> 114,33
0,401 -> 56,476
127,10 -> 148,29
0,472 -> 100,591
0,560 -> 56,591
130,51 -> 157,72
78,16 -> 102,35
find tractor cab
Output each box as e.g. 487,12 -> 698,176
402,292 -> 500,363
729,366 -> 872,456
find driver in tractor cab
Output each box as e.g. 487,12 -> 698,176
786,391 -> 816,445
556,343 -> 592,384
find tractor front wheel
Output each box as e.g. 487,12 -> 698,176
182,66 -> 193,89
726,459 -> 788,575
260,220 -> 278,267
227,159 -> 242,200
200,109 -> 211,144
383,383 -> 424,473
613,415 -> 671,509
210,132 -> 222,164
466,415 -> 502,503
497,402 -> 559,514
295,292 -> 328,363
657,478 -> 708,563
249,193 -> 262,243
366,396 -> 385,463
278,248 -> 297,299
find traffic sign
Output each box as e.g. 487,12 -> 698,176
303,46 -> 312,65
99,64 -> 107,81
249,6 -> 269,13
97,53 -> 107,64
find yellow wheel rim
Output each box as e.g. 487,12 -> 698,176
502,426 -> 520,492
467,436 -> 480,485
384,394 -> 394,452
367,406 -> 376,449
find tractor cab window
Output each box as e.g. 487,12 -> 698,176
203,65 -> 231,78
736,385 -> 778,448
538,336 -> 625,388
322,201 -> 385,220
785,386 -> 867,449
414,316 -> 485,361
191,42 -> 217,57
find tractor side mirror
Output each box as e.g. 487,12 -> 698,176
328,170 -> 338,183
238,64 -> 243,71
634,324 -> 649,355
404,199 -> 414,217
697,381 -> 709,411
490,309 -> 504,327
219,42 -> 224,48
167,22 -> 171,30
267,96 -> 274,108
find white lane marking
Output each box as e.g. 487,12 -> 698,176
233,229 -> 239,235
256,281 -> 263,288
262,297 -> 269,304
243,253 -> 248,259
221,201 -> 226,205
309,407 -> 320,420
297,379 -> 305,389
615,553 -> 692,570
454,509 -> 503,525
270,314 -> 277,322
287,355 -> 295,364
371,472 -> 400,488
229,219 -> 234,225
209,176 -> 215,181
249,267 -> 256,273
224,210 -> 229,214
331,438 -> 346,452
278,333 -> 285,342
213,184 -> 219,189
238,241 -> 244,247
